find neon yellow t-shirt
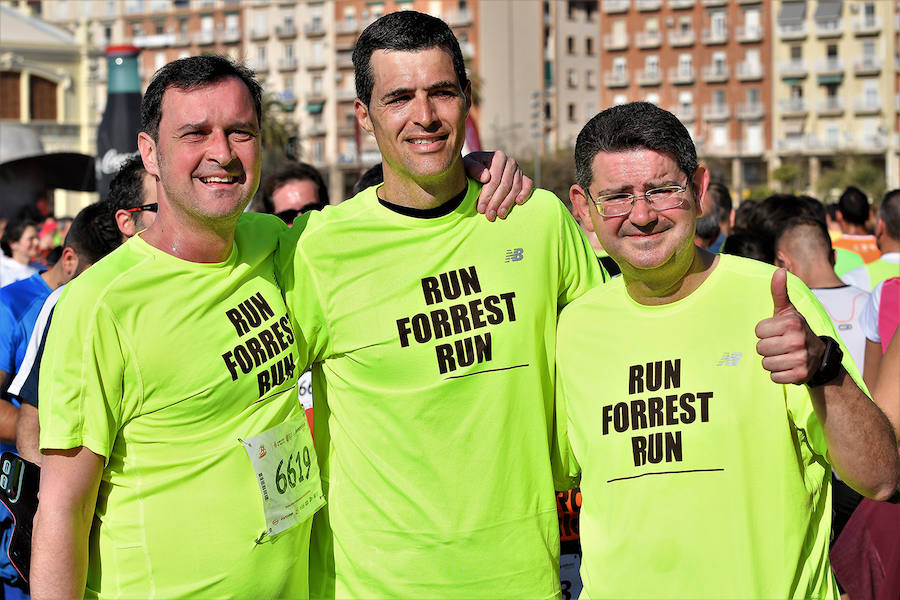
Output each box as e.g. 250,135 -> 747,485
556,255 -> 854,599
278,180 -> 602,599
40,213 -> 314,599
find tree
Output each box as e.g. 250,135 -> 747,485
816,155 -> 886,204
260,93 -> 299,176
772,161 -> 805,193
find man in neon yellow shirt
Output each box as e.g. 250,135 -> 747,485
560,102 -> 900,598
278,11 -> 603,598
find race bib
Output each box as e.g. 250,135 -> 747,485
241,415 -> 325,537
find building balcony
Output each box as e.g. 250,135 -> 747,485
852,16 -> 881,35
635,31 -> 662,48
778,22 -> 808,40
193,31 -> 215,45
336,88 -> 356,102
637,69 -> 662,86
736,61 -> 764,80
853,57 -> 882,75
776,136 -> 810,153
306,57 -> 326,70
307,123 -> 327,137
603,33 -> 629,50
275,24 -> 297,38
248,58 -> 269,72
602,0 -> 631,14
816,97 -> 844,115
701,28 -> 728,45
815,58 -> 844,75
445,9 -> 473,26
853,98 -> 881,114
779,60 -> 808,77
277,56 -> 298,71
337,123 -> 357,137
636,0 -> 662,11
337,53 -> 354,69
171,33 -> 191,47
668,0 -> 694,8
737,102 -> 765,120
814,20 -> 842,38
220,28 -> 241,44
250,26 -> 268,41
335,20 -> 359,35
668,30 -> 695,46
779,98 -> 809,116
702,64 -> 729,82
668,66 -> 695,84
132,33 -> 175,48
604,71 -> 630,87
701,0 -> 727,5
304,22 -> 326,37
736,25 -> 763,43
702,103 -> 730,121
670,105 -> 696,122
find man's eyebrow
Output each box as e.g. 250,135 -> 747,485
380,87 -> 414,103
380,81 -> 460,103
174,121 -> 209,134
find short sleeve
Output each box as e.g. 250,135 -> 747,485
0,303 -> 18,375
553,362 -> 581,490
276,213 -> 331,370
859,282 -> 882,343
555,197 -> 605,308
38,287 -> 131,461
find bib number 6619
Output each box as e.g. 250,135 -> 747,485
275,446 -> 311,494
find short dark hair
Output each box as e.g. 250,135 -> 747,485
64,202 -> 122,264
352,162 -> 384,196
722,231 -> 772,264
574,102 -> 698,190
106,154 -> 148,213
706,182 -> 732,225
258,162 -> 329,214
775,216 -> 833,260
353,11 -> 468,106
880,189 -> 900,239
141,55 -> 262,142
694,205 -> 722,242
0,218 -> 37,257
837,186 -> 870,226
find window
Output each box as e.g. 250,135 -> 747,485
313,140 -> 324,162
104,26 -> 112,41
710,11 -> 726,36
0,72 -> 21,119
824,83 -> 838,98
613,56 -> 626,76
283,77 -> 294,94
567,37 -> 575,55
678,53 -> 692,75
29,75 -> 57,121
826,44 -> 838,59
585,69 -> 596,89
712,51 -> 726,71
257,46 -> 266,62
646,17 -> 659,32
678,90 -> 693,110
154,22 -> 164,34
567,103 -> 576,121
679,16 -> 691,33
201,15 -> 214,32
567,69 -> 578,88
645,92 -> 659,105
744,8 -> 760,34
312,75 -> 323,94
790,45 -> 802,61
154,51 -> 166,71
711,124 -> 727,147
745,48 -> 760,66
645,55 -> 659,75
284,43 -> 294,59
225,13 -> 239,32
712,89 -> 726,106
789,84 -> 803,99
747,87 -> 760,105
586,37 -> 594,55
862,40 -> 875,58
613,93 -> 627,106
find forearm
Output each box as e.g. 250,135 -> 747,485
31,449 -> 103,600
15,404 -> 41,465
0,398 -> 19,445
814,369 -> 900,501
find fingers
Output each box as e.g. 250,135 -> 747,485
474,151 -> 505,217
756,310 -> 822,385
770,268 -> 792,316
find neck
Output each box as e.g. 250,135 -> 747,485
879,239 -> 900,254
804,263 -> 846,289
843,224 -> 869,236
379,163 -> 467,210
141,211 -> 237,263
40,266 -> 66,289
622,247 -> 718,306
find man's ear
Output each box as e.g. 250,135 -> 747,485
569,185 -> 595,233
464,80 -> 472,112
115,209 -> 137,239
774,250 -> 789,270
59,247 -> 80,281
875,217 -> 885,239
354,99 -> 374,137
691,164 -> 711,217
138,132 -> 160,178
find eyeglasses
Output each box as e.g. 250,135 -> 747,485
588,185 -> 688,217
124,203 -> 158,214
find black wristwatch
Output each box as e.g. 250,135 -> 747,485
806,335 -> 843,387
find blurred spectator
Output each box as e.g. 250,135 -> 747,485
0,219 -> 40,287
842,189 -> 900,291
860,276 -> 900,392
731,198 -> 757,233
257,161 -> 328,223
7,202 -> 121,465
833,186 -> 880,263
704,182 -> 732,252
722,231 -> 772,264
775,216 -> 869,371
694,201 -> 721,250
352,162 -> 384,196
105,154 -> 158,240
44,246 -> 63,269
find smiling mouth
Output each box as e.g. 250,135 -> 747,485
407,135 -> 448,145
199,175 -> 241,184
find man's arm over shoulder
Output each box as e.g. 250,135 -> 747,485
756,269 -> 900,501
31,446 -> 104,600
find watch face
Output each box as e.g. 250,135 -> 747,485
809,336 -> 842,387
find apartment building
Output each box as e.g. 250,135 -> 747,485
773,0 -> 899,191
597,0 -> 771,193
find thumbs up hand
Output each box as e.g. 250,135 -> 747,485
755,269 -> 826,384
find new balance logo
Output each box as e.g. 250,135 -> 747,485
505,248 -> 524,263
716,352 -> 742,366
